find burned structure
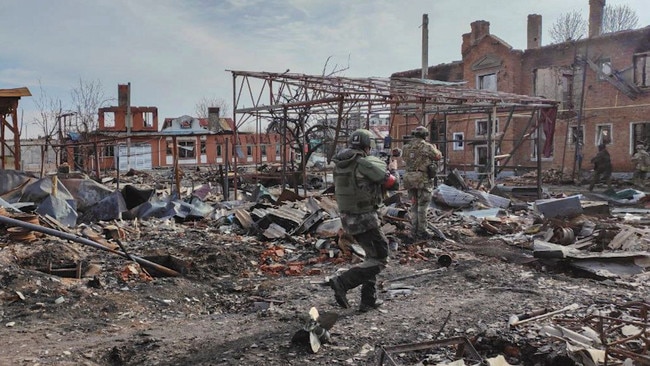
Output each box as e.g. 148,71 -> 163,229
394,1 -> 650,178
0,87 -> 31,170
229,71 -> 557,194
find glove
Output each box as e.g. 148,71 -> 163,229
383,174 -> 397,190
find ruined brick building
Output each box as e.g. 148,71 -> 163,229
392,0 -> 650,176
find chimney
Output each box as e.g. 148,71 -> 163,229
207,107 -> 220,132
118,84 -> 129,107
470,21 -> 490,45
527,14 -> 542,49
589,0 -> 605,37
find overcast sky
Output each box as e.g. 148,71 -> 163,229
2,0 -> 649,136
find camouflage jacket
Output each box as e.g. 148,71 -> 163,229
632,150 -> 650,171
402,138 -> 442,189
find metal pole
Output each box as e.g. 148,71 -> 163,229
537,110 -> 543,199
421,14 -> 429,79
126,82 -> 132,171
0,214 -> 180,277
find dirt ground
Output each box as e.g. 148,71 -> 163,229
1,179 -> 649,366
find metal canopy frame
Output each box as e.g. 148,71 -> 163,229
228,71 -> 558,198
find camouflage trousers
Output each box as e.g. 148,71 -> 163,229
408,187 -> 432,236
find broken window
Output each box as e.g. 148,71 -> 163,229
104,145 -> 114,157
275,144 -> 281,161
104,112 -> 116,128
200,140 -> 206,154
596,124 -> 612,146
261,145 -> 267,161
216,145 -> 222,157
531,128 -> 554,159
475,119 -> 498,137
598,58 -> 612,80
568,125 -> 584,146
634,52 -> 650,87
166,140 -> 173,155
631,122 -> 650,152
246,145 -> 253,162
143,112 -> 153,128
475,145 -> 488,173
178,141 -> 195,159
478,73 -> 497,91
452,132 -> 464,150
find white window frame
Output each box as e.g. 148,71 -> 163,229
275,144 -> 281,161
595,124 -> 613,146
143,112 -> 154,128
452,132 -> 464,150
475,119 -> 499,137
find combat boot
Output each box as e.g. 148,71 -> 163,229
359,281 -> 383,313
328,277 -> 349,309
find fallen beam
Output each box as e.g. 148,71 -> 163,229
0,214 -> 180,277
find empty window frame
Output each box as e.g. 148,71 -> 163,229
452,132 -> 464,150
104,112 -> 116,128
477,73 -> 497,91
596,124 -> 613,146
475,119 -> 499,137
143,112 -> 154,128
630,122 -> 650,153
634,52 -> 650,87
104,145 -> 114,157
568,125 -> 584,146
275,144 -> 282,161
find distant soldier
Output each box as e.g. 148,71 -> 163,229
631,144 -> 650,187
589,144 -> 612,192
401,126 -> 443,239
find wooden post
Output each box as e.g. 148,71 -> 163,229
51,175 -> 58,198
94,141 -> 101,180
172,136 -> 181,197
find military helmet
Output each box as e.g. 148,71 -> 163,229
348,129 -> 375,149
412,126 -> 429,139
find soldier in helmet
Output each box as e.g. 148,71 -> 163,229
402,126 -> 443,239
589,144 -> 612,192
328,129 -> 396,313
631,144 -> 650,187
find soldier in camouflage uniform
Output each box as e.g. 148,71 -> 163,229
402,126 -> 443,239
328,129 -> 395,312
632,144 -> 650,187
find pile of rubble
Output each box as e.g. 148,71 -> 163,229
1,167 -> 650,364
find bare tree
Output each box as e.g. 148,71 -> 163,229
550,5 -> 639,44
32,81 -> 64,139
70,79 -> 112,134
549,11 -> 587,44
194,97 -> 230,118
603,4 -> 638,33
